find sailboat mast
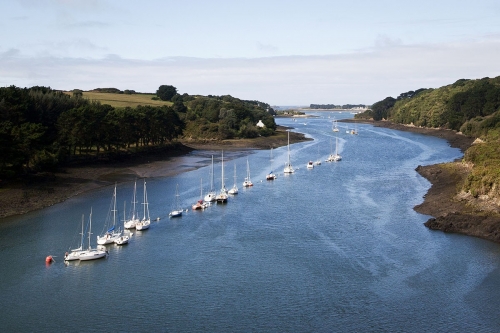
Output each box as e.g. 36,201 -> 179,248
112,184 -> 117,228
88,208 -> 93,250
211,155 -> 214,192
221,151 -> 225,189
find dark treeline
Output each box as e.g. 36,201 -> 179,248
0,85 -> 276,180
0,86 -> 183,178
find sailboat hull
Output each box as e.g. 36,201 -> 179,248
79,249 -> 107,261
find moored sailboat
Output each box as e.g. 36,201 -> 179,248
204,155 -> 216,203
97,184 -> 122,245
216,151 -> 228,203
284,131 -> 294,174
193,178 -> 209,210
169,184 -> 183,218
79,208 -> 107,261
228,164 -> 239,194
242,158 -> 253,187
124,180 -> 139,229
266,148 -> 277,180
135,179 -> 151,230
64,214 -> 86,261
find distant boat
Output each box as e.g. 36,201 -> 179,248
283,131 -> 294,174
204,155 -> 216,203
307,161 -> 314,169
64,214 -> 86,261
228,164 -> 239,195
135,179 -> 151,230
124,180 -> 139,229
78,208 -> 107,261
314,144 -> 322,165
169,184 -> 183,218
266,148 -> 277,180
216,151 -> 228,203
97,184 -> 122,245
326,137 -> 342,162
242,158 -> 253,187
332,119 -> 339,132
115,202 -> 130,245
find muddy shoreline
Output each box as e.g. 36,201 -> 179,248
0,127 -> 310,220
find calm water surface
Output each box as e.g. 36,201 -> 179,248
1,113 -> 500,332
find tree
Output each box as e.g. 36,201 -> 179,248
156,85 -> 178,101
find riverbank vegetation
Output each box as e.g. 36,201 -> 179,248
0,85 -> 277,180
356,76 -> 500,215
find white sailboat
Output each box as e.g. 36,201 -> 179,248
216,151 -> 228,203
266,148 -> 277,180
204,155 -> 216,203
124,180 -> 139,229
326,137 -> 342,162
332,119 -> 339,132
169,184 -> 183,218
79,208 -> 107,261
284,131 -> 294,174
64,214 -> 86,261
314,144 -> 322,165
193,178 -> 209,210
228,164 -> 239,194
242,158 -> 253,187
135,179 -> 151,230
97,184 -> 122,245
115,202 -> 131,245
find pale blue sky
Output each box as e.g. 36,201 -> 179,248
1,0 -> 500,105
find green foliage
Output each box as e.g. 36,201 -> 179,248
462,139 -> 500,198
371,97 -> 396,121
156,85 -> 178,101
184,95 -> 276,139
380,77 -> 500,130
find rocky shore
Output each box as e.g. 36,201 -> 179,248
0,127 -> 310,220
361,120 -> 500,244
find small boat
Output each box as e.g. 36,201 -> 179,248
97,184 -> 122,245
64,214 -> 86,261
216,151 -> 228,203
266,148 -> 277,180
228,164 -> 239,194
204,155 -> 217,203
193,179 -> 209,210
169,184 -> 183,218
114,234 -> 131,245
135,179 -> 151,230
307,161 -> 314,169
79,208 -> 107,261
242,158 -> 253,187
283,131 -> 294,174
124,180 -> 139,229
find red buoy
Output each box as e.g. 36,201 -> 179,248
45,255 -> 53,264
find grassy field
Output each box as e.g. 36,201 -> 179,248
73,92 -> 173,108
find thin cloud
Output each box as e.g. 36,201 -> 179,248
1,38 -> 499,105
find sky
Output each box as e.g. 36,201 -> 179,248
1,0 -> 500,106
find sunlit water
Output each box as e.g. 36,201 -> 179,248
1,112 -> 500,332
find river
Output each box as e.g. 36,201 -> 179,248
1,112 -> 499,332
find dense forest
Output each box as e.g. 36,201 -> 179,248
0,85 -> 276,180
356,76 -> 500,201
